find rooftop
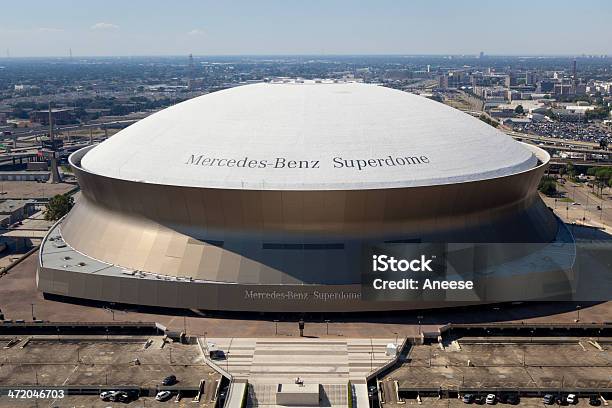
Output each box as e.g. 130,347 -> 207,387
81,81 -> 537,190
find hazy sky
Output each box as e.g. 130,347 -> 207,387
1,0 -> 611,57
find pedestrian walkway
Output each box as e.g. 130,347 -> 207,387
203,337 -> 401,408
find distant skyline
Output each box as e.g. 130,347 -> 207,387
1,0 -> 611,57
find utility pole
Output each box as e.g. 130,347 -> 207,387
47,101 -> 61,184
48,102 -> 53,143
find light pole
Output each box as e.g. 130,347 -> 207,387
394,332 -> 398,346
274,320 -> 279,335
30,303 -> 35,320
370,338 -> 374,371
325,320 -> 330,336
575,305 -> 581,322
417,315 -> 424,336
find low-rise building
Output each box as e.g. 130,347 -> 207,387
0,199 -> 37,227
29,108 -> 75,126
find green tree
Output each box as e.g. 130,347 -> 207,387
44,194 -> 74,221
538,176 -> 557,196
558,166 -> 566,177
585,106 -> 611,121
479,114 -> 499,128
594,167 -> 612,196
566,162 -> 576,180
514,105 -> 524,115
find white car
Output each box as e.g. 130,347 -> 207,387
486,394 -> 497,405
567,394 -> 577,404
99,391 -> 115,401
155,391 -> 172,401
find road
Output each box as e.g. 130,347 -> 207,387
1,251 -> 612,339
541,180 -> 612,232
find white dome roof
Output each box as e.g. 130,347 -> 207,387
81,81 -> 537,190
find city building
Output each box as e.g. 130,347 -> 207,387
38,81 -> 566,312
0,199 -> 36,227
29,108 -> 75,126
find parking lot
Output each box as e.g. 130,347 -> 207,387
392,396 -> 605,408
0,394 -> 207,407
513,122 -> 611,143
0,335 -> 222,407
380,337 -> 611,408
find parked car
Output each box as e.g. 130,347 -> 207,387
543,394 -> 555,405
566,394 -> 578,405
218,385 -> 229,407
108,391 -> 124,402
463,394 -> 475,404
210,349 -> 226,360
113,391 -> 130,403
162,374 -> 177,386
486,394 -> 496,405
99,391 -> 115,401
589,396 -> 601,406
474,395 -> 486,405
505,394 -> 520,405
155,391 -> 172,401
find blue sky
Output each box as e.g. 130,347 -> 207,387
1,0 -> 611,57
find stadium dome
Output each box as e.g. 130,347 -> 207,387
81,81 -> 537,190
38,81 -> 563,313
